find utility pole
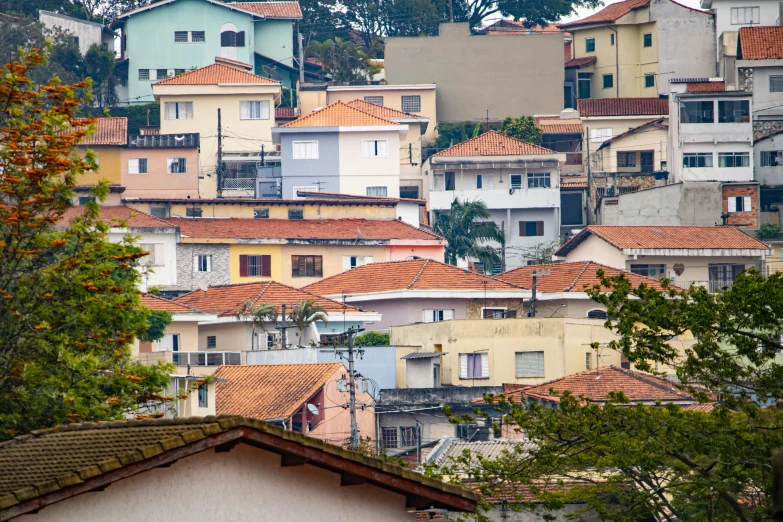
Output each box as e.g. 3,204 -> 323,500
586,126 -> 592,224
531,271 -> 538,318
448,0 -> 454,22
501,221 -> 506,272
298,32 -> 305,85
346,326 -> 362,449
217,108 -> 223,195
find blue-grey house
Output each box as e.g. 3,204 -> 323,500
112,0 -> 302,104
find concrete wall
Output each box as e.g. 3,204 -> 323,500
176,243 -> 231,290
582,116 -> 667,159
406,358 -> 437,388
18,444 -> 412,522
355,297 -> 468,331
385,24 -> 564,121
737,62 -> 783,119
709,0 -> 781,62
755,132 -> 783,186
77,146 -> 122,186
127,200 -> 399,220
108,229 -> 178,291
479,503 -> 599,522
601,182 -> 724,226
280,131 -> 340,198
40,10 -> 108,56
592,125 -> 668,173
337,129 -> 402,198
121,146 -> 200,199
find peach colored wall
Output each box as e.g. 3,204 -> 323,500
121,147 -> 200,199
386,244 -> 445,262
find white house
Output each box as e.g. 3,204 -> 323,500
423,130 -> 566,270
272,101 -> 407,199
668,78 -> 753,183
39,10 -> 115,55
736,26 -> 783,134
700,0 -> 780,66
755,130 -> 783,186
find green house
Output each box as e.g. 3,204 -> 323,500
112,0 -> 301,105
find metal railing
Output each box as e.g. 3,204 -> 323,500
137,351 -> 243,367
221,178 -> 255,190
669,280 -> 734,292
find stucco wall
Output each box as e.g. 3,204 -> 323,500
385,23 -> 564,121
582,116 -> 667,159
127,200 -> 399,220
280,131 -> 341,198
18,443 -> 411,522
601,182 -> 724,226
710,0 -> 780,62
279,244 -> 387,288
355,297 -> 468,331
40,10 -> 106,55
337,130 -> 402,198
740,63 -> 783,119
176,243 -> 231,290
78,146 -> 122,186
754,132 -> 783,186
121,146 -> 200,199
108,230 -> 178,291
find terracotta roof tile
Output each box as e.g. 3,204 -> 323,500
478,481 -> 579,503
141,293 -> 201,314
174,281 -> 362,317
505,366 -> 695,404
561,180 -> 588,188
483,20 -> 561,33
432,440 -> 536,467
534,116 -> 583,134
556,226 -> 769,255
215,363 -> 344,419
346,99 -> 422,120
578,97 -> 669,117
558,0 -> 650,27
57,205 -> 176,229
75,117 -> 127,146
154,63 -> 280,86
738,26 -> 783,60
214,56 -> 253,70
230,1 -> 302,18
564,56 -> 597,68
497,261 -> 679,293
304,259 -> 527,296
681,402 -> 716,412
164,217 -> 442,241
281,100 -> 397,127
433,130 -> 555,157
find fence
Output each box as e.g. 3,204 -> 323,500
137,351 -> 243,367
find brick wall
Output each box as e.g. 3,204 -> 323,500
176,243 -> 231,290
722,185 -> 758,228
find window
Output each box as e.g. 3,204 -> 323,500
603,74 -> 613,89
585,37 -> 595,52
292,255 -> 323,277
761,151 -> 783,166
460,352 -> 489,379
344,255 -> 374,270
155,333 -> 180,352
73,36 -> 79,47
708,263 -> 744,292
515,351 -> 544,377
731,6 -> 760,24
680,101 -> 714,123
423,309 -> 454,323
510,174 -> 522,189
220,30 -> 245,47
400,426 -> 417,447
771,76 -> 783,93
288,209 -> 304,219
610,33 -> 615,45
292,140 -> 318,159
590,128 -> 612,143
682,152 -> 713,168
156,69 -> 168,80
364,95 -> 383,105
191,31 -> 205,42
175,69 -> 185,76
445,171 -> 456,190
138,69 -> 150,81
240,100 -> 270,120
363,139 -> 388,157
401,95 -> 421,112
198,384 -> 208,408
643,33 -> 652,47
587,309 -> 609,320
238,255 -> 271,277
617,152 -> 636,168
718,152 -> 750,168
174,31 -> 189,43
578,73 -> 591,99
128,158 -> 147,174
139,244 -> 161,266
528,173 -> 551,188
195,255 -> 211,272
718,100 -> 750,123
455,423 -> 479,439
585,352 -> 592,370
644,73 -> 655,88
482,308 -> 507,319
519,221 -> 544,237
164,101 -> 193,120
630,264 -> 665,278
476,174 -> 483,189
254,208 -> 270,219
186,207 -> 202,217
150,206 -> 167,218
365,186 -> 388,197
381,427 -> 398,449
167,158 -> 187,173
728,195 -> 752,213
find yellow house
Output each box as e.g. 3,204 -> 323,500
74,117 -> 127,192
560,0 -> 715,100
152,62 -> 282,199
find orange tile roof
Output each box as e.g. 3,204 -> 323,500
564,56 -> 597,68
497,261 -> 679,293
215,363 -> 345,419
75,117 -> 127,146
483,20 -> 561,33
230,1 -> 302,18
433,130 -> 555,157
558,0 -> 650,27
165,217 -> 442,241
681,402 -> 716,412
304,259 -> 527,296
214,56 -> 253,70
504,366 -> 695,404
57,205 -> 176,229
534,116 -> 583,134
345,99 -> 422,120
281,100 -> 398,128
556,226 -> 769,256
561,180 -> 587,189
738,26 -> 783,59
154,63 -> 280,86
141,293 -> 202,314
174,281 -> 362,316
578,98 -> 669,117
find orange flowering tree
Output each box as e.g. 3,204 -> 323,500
0,47 -> 175,440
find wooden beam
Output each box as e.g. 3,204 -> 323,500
215,440 -> 240,453
340,473 -> 366,487
280,454 -> 309,467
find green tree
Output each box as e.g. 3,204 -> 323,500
288,300 -> 329,344
84,43 -> 116,107
239,301 -> 279,350
140,310 -> 172,343
433,199 -> 505,271
499,115 -> 543,145
518,241 -> 559,265
757,223 -> 783,241
0,47 -> 174,440
306,37 -> 380,82
353,331 -> 390,346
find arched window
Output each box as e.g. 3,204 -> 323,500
219,23 -> 244,59
586,309 -> 609,320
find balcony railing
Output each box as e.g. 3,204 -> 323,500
668,280 -> 735,292
221,178 -> 255,190
137,351 -> 243,367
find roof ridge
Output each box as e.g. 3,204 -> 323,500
435,129 -> 556,157
565,261 -> 594,292
613,366 -> 693,398
142,293 -> 204,314
407,258 -> 430,289
250,280 -> 275,305
281,100 -> 398,128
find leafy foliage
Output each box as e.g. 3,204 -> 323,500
756,223 -> 783,241
433,199 -> 504,271
84,43 -> 116,108
499,115 -> 543,145
0,47 -> 174,440
239,301 -> 279,350
518,241 -> 559,265
288,300 -> 329,339
140,310 -> 172,343
353,331 -> 390,346
306,38 -> 380,83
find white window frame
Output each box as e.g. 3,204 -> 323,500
718,152 -> 750,168
155,333 -> 180,352
194,254 -> 212,272
240,100 -> 270,120
362,139 -> 388,157
459,352 -> 489,379
167,157 -> 187,174
366,186 -> 388,197
727,196 -> 752,213
344,255 -> 374,270
139,244 -> 163,267
481,307 -> 507,319
515,351 -> 545,377
138,69 -> 150,81
590,128 -> 612,143
292,140 -> 318,159
682,152 -> 713,168
164,101 -> 193,120
761,150 -> 783,166
510,174 -> 522,189
128,158 -> 147,174
731,6 -> 760,24
423,309 -> 454,323
771,76 -> 783,93
528,172 -> 551,188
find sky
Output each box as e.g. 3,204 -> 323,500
560,0 -> 705,23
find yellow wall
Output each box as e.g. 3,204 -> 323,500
593,125 -> 668,173
77,146 -> 122,185
125,201 -> 399,220
279,244 -> 388,287
229,244 -> 283,284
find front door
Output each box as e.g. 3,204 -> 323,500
640,151 -> 654,174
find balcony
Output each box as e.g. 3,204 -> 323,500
137,351 -> 244,367
428,187 -> 559,210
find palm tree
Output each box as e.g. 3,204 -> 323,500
433,198 -> 505,272
238,301 -> 279,351
288,300 -> 329,347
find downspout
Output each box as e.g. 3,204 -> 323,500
609,26 -> 619,97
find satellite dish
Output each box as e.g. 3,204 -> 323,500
307,403 -> 319,415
